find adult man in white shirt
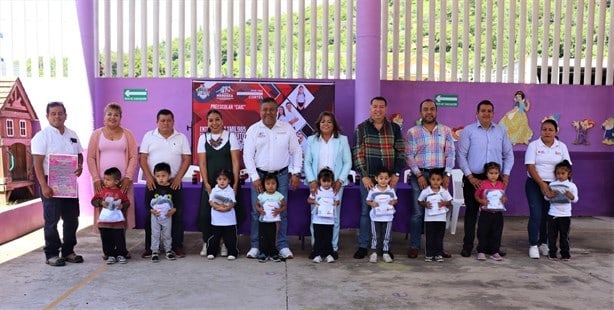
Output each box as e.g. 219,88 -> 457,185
139,109 -> 191,257
243,97 -> 303,259
32,102 -> 84,266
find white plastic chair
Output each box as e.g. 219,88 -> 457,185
136,168 -> 146,184
403,169 -> 412,184
181,165 -> 200,182
240,168 -> 250,183
348,170 -> 357,184
449,169 -> 465,234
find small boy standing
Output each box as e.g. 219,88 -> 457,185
146,162 -> 178,262
366,168 -> 398,263
91,167 -> 130,265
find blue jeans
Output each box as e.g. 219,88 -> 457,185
358,183 -> 371,248
250,171 -> 289,250
409,173 -> 430,249
42,195 -> 80,259
310,187 -> 344,251
525,177 -> 549,246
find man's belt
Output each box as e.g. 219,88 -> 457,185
256,167 -> 288,176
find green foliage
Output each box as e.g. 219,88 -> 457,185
98,0 -> 610,81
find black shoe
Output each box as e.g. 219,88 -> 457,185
331,251 -> 339,260
64,253 -> 84,263
442,251 -> 452,258
353,247 -> 368,259
308,251 -> 316,259
388,251 -> 394,260
499,250 -> 507,257
460,249 -> 471,257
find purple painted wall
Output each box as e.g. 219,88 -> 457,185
0,200 -> 44,244
94,78 -> 613,216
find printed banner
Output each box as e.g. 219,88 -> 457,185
191,80 -> 335,163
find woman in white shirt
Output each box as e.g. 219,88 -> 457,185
524,119 -> 571,259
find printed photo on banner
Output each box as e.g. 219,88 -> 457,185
192,81 -> 334,164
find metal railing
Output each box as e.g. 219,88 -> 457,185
0,0 -> 611,85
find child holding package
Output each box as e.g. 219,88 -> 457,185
475,162 -> 507,261
254,174 -> 287,262
366,167 -> 398,263
545,160 -> 578,261
146,162 -> 178,262
417,170 -> 453,262
307,168 -> 340,263
206,169 -> 239,260
91,167 -> 130,265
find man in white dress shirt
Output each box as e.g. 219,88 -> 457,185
243,97 -> 303,259
139,109 -> 191,258
32,102 -> 84,266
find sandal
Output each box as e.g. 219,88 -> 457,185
64,253 -> 84,263
46,256 -> 66,266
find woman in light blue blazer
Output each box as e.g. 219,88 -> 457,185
304,111 -> 352,258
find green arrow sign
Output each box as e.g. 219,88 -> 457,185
124,88 -> 148,101
434,94 -> 458,107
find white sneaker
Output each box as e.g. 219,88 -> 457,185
279,248 -> 294,259
312,256 -> 322,263
106,256 -> 116,265
529,245 -> 540,259
200,243 -> 207,257
220,243 -> 228,257
246,248 -> 259,259
383,253 -> 393,263
539,244 -> 549,256
207,254 -> 215,260
369,252 -> 377,263
325,255 -> 335,263
117,255 -> 127,264
227,255 -> 236,261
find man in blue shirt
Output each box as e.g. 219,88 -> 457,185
457,100 -> 514,257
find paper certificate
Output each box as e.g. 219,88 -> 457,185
316,197 -> 335,218
425,194 -> 447,216
549,185 -> 571,204
484,189 -> 506,211
373,195 -> 395,215
261,201 -> 281,222
48,154 -> 78,198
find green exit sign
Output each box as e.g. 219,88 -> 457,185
124,88 -> 148,101
435,94 -> 458,107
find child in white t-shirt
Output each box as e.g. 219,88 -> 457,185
545,160 -> 578,261
365,168 -> 398,263
206,169 -> 238,260
417,171 -> 453,262
254,174 -> 287,262
307,168 -> 340,263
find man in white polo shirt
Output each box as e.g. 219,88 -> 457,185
243,97 -> 303,260
32,102 -> 84,267
139,109 -> 191,258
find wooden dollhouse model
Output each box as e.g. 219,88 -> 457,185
0,78 -> 38,204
